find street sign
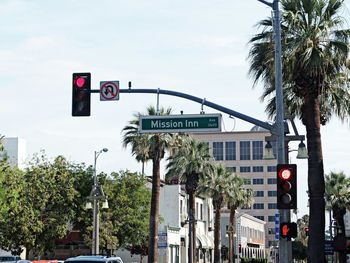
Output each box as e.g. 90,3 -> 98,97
139,114 -> 221,133
325,240 -> 334,255
158,232 -> 167,248
100,81 -> 119,101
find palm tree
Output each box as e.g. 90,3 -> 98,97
122,105 -> 174,263
248,1 -> 350,261
166,136 -> 214,263
226,175 -> 254,263
325,171 -> 350,262
198,164 -> 234,263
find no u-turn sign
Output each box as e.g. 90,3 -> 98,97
100,81 -> 120,101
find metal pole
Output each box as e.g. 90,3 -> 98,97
92,151 -> 98,255
257,0 -> 288,261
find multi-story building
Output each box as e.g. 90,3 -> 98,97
1,137 -> 27,169
192,127 -> 278,248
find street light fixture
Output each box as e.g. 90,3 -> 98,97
87,148 -> 108,255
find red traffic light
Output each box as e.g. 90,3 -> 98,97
277,164 -> 297,209
75,76 -> 86,88
278,167 -> 293,180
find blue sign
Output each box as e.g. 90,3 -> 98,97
158,232 -> 167,248
275,213 -> 280,240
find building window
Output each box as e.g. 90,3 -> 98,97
253,178 -> 264,184
268,228 -> 276,234
268,178 -> 277,184
254,191 -> 264,197
268,216 -> 275,222
225,141 -> 236,160
200,204 -> 203,220
240,141 -> 251,160
268,203 -> 277,209
253,203 -> 264,209
254,215 -> 264,221
240,166 -> 251,173
253,166 -> 264,172
226,166 -> 236,173
213,142 -> 223,160
267,166 -> 276,172
244,178 -> 251,185
253,141 -> 263,160
268,191 -> 277,197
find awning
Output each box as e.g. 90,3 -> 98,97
206,235 -> 214,249
197,235 -> 209,249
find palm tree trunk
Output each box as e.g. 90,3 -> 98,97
147,155 -> 161,263
303,94 -> 325,263
334,208 -> 347,263
228,206 -> 237,263
189,190 -> 197,263
213,204 -> 221,263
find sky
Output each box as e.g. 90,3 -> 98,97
1,0 -> 350,218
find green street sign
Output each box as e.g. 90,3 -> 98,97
139,114 -> 221,133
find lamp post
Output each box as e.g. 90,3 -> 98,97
88,148 -> 108,255
256,0 -> 287,261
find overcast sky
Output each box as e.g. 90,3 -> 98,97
1,0 -> 350,218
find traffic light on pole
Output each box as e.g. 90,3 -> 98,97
280,222 -> 297,240
277,164 -> 297,209
72,73 -> 91,116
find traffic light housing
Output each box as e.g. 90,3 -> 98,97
277,164 -> 297,209
72,72 -> 91,116
280,222 -> 297,240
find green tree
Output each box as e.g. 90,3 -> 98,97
325,171 -> 350,262
166,136 -> 214,263
122,105 -> 174,263
0,153 -> 77,257
226,175 -> 253,263
105,171 -> 151,249
197,164 -> 233,263
248,1 -> 350,261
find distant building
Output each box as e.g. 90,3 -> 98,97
192,128 -> 279,248
221,211 -> 266,261
1,137 -> 27,169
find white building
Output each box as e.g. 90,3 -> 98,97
1,137 -> 27,169
157,184 -> 215,263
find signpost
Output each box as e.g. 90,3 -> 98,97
139,114 -> 221,133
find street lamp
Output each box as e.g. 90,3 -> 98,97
87,148 -> 108,255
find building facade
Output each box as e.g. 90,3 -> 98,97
192,128 -> 278,248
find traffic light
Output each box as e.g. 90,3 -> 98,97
72,72 -> 91,116
277,164 -> 297,209
280,222 -> 297,240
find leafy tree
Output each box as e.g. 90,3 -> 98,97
292,240 -> 307,261
166,136 -> 214,263
325,171 -> 350,262
0,153 -> 78,257
122,105 -> 175,263
198,164 -> 233,263
248,1 -> 350,261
